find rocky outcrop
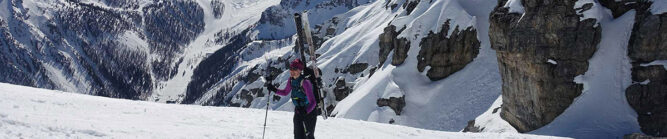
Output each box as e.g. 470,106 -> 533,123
489,0 -> 601,132
230,88 -> 264,108
378,25 -> 409,66
462,120 -> 483,132
377,96 -> 405,115
347,63 -> 369,74
333,77 -> 352,101
335,63 -> 369,75
417,20 -> 480,81
626,65 -> 667,137
403,0 -> 420,15
625,1 -> 667,137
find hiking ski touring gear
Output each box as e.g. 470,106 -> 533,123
294,11 -> 329,120
270,69 -> 317,139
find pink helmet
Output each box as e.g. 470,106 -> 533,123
290,59 -> 305,70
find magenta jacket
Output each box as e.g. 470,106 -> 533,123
275,78 -> 316,114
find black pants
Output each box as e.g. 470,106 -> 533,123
294,107 -> 317,139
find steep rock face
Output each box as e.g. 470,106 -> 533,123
489,0 -> 601,132
378,25 -> 409,66
417,20 -> 480,81
625,1 -> 667,137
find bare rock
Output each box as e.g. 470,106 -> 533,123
417,20 -> 480,81
625,2 -> 667,137
463,120 -> 483,133
347,63 -> 369,74
378,25 -> 410,66
377,96 -> 406,115
333,77 -> 352,101
403,0 -> 420,15
489,0 -> 601,132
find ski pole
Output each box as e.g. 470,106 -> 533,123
262,61 -> 273,139
262,91 -> 270,139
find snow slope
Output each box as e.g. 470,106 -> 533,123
321,0 -> 501,131
0,83 -> 565,139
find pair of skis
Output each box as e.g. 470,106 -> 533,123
294,12 -> 329,120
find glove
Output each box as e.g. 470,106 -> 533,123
266,83 -> 277,92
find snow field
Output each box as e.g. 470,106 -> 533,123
0,83 -> 564,139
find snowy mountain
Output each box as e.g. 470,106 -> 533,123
1,0 -> 667,138
0,83 -> 568,138
0,0 -> 275,101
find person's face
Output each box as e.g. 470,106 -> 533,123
290,68 -> 301,78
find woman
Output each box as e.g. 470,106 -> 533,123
266,59 -> 317,139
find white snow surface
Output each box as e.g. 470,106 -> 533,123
547,59 -> 558,65
651,0 -> 667,14
0,0 -> 9,19
467,97 -> 517,133
0,83 -> 565,139
640,60 -> 667,70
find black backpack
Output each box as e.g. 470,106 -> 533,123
302,67 -> 324,115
